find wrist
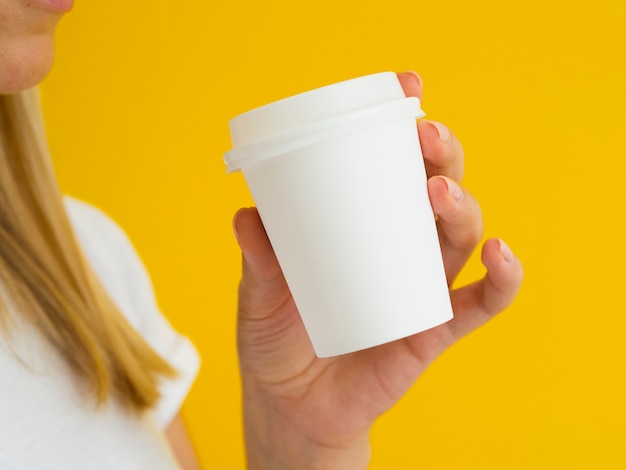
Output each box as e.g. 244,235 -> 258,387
242,388 -> 372,470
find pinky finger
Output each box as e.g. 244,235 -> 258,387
447,238 -> 524,341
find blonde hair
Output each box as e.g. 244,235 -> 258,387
0,88 -> 176,412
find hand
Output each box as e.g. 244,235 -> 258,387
233,72 -> 524,469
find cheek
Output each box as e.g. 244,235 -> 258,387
0,34 -> 56,93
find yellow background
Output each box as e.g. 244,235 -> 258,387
40,0 -> 625,468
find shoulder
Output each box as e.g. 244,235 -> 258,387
63,197 -> 154,331
63,197 -> 200,429
64,197 -> 129,250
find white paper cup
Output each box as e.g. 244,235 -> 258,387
225,72 -> 453,357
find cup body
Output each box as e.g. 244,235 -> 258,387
225,73 -> 453,357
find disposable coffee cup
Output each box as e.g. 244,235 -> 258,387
225,72 -> 453,357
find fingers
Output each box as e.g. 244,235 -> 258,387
397,71 -> 423,100
398,71 -> 464,182
478,239 -> 524,315
233,207 -> 281,281
418,120 -> 465,182
233,208 -> 293,321
447,238 -> 524,340
428,175 -> 484,285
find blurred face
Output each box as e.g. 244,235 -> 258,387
0,0 -> 73,93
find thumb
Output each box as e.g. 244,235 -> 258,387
233,207 -> 281,279
233,207 -> 289,315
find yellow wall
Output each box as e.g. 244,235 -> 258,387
40,0 -> 625,468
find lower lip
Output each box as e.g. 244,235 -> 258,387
35,0 -> 75,13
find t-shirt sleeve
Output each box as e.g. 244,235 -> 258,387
63,197 -> 200,430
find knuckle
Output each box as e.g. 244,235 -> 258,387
454,204 -> 484,250
460,220 -> 484,250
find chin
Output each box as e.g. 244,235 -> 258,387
0,35 -> 56,94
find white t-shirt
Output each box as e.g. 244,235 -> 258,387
0,198 -> 200,469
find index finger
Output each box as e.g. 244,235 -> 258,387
397,72 -> 465,181
397,71 -> 423,100
418,120 -> 465,182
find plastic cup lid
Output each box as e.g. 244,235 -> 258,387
224,72 -> 425,172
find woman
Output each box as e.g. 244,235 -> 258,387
0,1 -> 523,469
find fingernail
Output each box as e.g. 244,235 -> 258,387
439,175 -> 464,202
498,239 -> 514,263
405,70 -> 423,88
427,120 -> 451,144
233,208 -> 247,242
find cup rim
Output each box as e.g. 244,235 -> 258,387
224,96 -> 424,173
229,72 -> 401,145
